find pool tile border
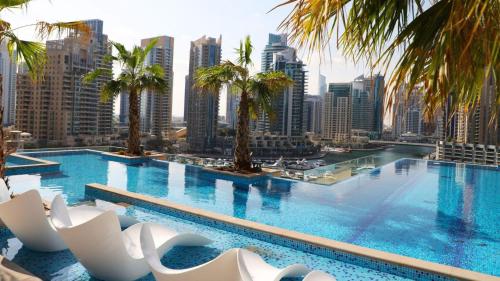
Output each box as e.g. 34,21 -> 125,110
6,153 -> 60,176
85,183 -> 498,281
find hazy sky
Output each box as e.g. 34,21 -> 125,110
4,0 -> 374,117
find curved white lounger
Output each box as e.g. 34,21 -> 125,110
51,202 -> 212,281
0,184 -> 139,252
141,224 -> 311,281
303,270 -> 337,281
0,179 -> 10,202
0,189 -> 67,252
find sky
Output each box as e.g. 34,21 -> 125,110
4,0 -> 376,117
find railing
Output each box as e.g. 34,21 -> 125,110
300,155 -> 379,185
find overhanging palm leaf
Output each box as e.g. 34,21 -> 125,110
273,0 -> 500,120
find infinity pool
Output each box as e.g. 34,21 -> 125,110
8,151 -> 500,276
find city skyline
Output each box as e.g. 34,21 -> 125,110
4,0 -> 376,117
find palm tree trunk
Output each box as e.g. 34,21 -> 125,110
234,91 -> 252,171
127,89 -> 141,155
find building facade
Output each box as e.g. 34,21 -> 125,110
139,36 -> 174,137
392,86 -> 424,138
119,91 -> 129,126
0,42 -> 16,126
303,94 -> 322,135
16,19 -> 113,145
226,85 -> 240,130
322,83 -> 352,142
255,34 -> 307,137
185,35 -> 221,152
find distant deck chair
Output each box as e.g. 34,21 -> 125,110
51,196 -> 211,281
141,224 -> 312,281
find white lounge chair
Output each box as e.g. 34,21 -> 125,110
0,184 -> 138,252
51,198 -> 212,281
141,224 -> 311,281
303,270 -> 337,281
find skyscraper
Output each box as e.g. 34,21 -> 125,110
261,33 -> 288,72
322,83 -> 352,142
119,91 -> 129,126
226,85 -> 240,130
318,72 -> 326,97
256,34 -> 307,137
139,36 -> 174,137
392,86 -> 424,138
351,74 -> 385,136
16,19 -> 113,145
303,95 -> 322,135
351,76 -> 373,132
185,35 -> 221,152
0,41 -> 16,126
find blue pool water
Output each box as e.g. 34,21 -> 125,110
0,204 -> 409,281
8,151 -> 500,276
5,155 -> 38,167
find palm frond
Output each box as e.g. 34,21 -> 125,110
0,0 -> 31,11
5,33 -> 45,80
100,79 -> 123,102
35,21 -> 91,41
194,61 -> 244,94
273,0 -> 500,119
248,71 -> 293,118
83,68 -> 113,84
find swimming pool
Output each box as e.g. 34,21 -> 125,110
8,150 -> 500,276
0,204 -> 410,281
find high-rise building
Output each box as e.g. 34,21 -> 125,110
351,76 -> 373,132
183,75 -> 189,122
318,72 -> 327,97
256,34 -> 307,137
352,74 -> 385,136
303,95 -> 322,135
16,19 -> 113,145
392,86 -> 424,138
119,91 -> 129,126
261,33 -> 288,72
322,83 -> 352,142
226,85 -> 240,130
0,41 -> 16,126
139,36 -> 174,137
185,35 -> 221,152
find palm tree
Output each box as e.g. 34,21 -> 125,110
273,0 -> 499,119
85,39 -> 168,156
0,0 -> 89,193
195,36 -> 292,172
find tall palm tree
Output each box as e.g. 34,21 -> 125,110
195,36 -> 292,172
273,0 -> 499,119
85,39 -> 168,156
0,0 -> 89,192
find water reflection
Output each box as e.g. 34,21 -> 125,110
232,183 -> 249,218
394,159 -> 419,175
252,179 -> 292,213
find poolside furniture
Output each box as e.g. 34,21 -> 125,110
303,270 -> 337,281
0,179 -> 10,202
140,224 -> 312,281
0,183 -> 139,252
51,197 -> 212,281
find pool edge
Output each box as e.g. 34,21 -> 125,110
85,183 -> 499,281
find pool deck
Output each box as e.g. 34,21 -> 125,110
85,183 -> 499,281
